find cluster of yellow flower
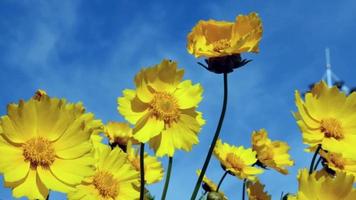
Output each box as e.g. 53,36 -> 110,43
0,10 -> 355,200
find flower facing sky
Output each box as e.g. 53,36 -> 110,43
68,143 -> 140,200
213,139 -> 263,181
246,180 -> 271,200
294,81 -> 356,157
187,12 -> 263,58
118,59 -> 205,157
291,169 -> 356,200
0,91 -> 102,199
126,142 -> 164,184
251,129 -> 294,174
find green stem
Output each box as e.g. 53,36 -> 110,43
161,157 -> 173,200
46,192 -> 50,200
313,155 -> 322,171
309,144 -> 321,174
216,171 -> 228,192
242,179 -> 246,200
140,143 -> 145,200
190,73 -> 228,200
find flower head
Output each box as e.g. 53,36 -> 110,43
251,129 -> 294,174
213,139 -> 263,181
196,169 -> 227,200
246,180 -> 271,200
319,150 -> 356,179
104,121 -> 139,150
294,81 -> 356,157
187,12 -> 263,58
0,91 -> 102,199
292,169 -> 356,200
118,59 -> 205,157
126,141 -> 164,184
68,144 -> 140,200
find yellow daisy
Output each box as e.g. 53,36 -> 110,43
187,12 -> 262,58
0,91 -> 102,199
293,169 -> 356,200
319,150 -> 356,179
68,143 -> 140,200
126,141 -> 164,184
251,129 -> 294,174
246,180 -> 271,200
294,81 -> 356,157
196,169 -> 228,200
213,139 -> 263,181
104,121 -> 139,149
118,59 -> 205,157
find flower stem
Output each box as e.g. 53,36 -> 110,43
140,143 -> 145,200
161,157 -> 173,200
242,179 -> 246,200
216,171 -> 228,192
313,155 -> 322,171
309,144 -> 321,174
46,192 -> 50,200
190,73 -> 228,200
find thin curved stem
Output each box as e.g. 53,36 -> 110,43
216,171 -> 228,192
242,179 -> 246,200
190,73 -> 228,200
309,144 -> 321,174
313,155 -> 322,171
161,157 -> 173,200
140,143 -> 145,200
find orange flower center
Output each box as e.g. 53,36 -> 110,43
150,92 -> 180,125
212,39 -> 231,52
328,153 -> 345,170
22,137 -> 55,168
320,118 -> 344,140
226,153 -> 245,171
93,171 -> 119,199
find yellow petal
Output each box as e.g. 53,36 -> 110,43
37,167 -> 74,193
12,169 -> 48,200
133,115 -> 164,143
174,80 -> 203,109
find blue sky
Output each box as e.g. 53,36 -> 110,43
1,0 -> 356,199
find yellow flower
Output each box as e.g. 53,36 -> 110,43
104,121 -> 139,148
293,169 -> 356,200
118,59 -> 205,157
246,180 -> 271,200
213,139 -> 263,181
187,12 -> 262,58
0,91 -> 102,199
196,169 -> 228,200
294,81 -> 356,157
251,129 -> 294,174
126,141 -> 164,184
68,143 -> 140,200
319,150 -> 356,179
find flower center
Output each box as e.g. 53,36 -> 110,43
320,118 -> 344,140
212,39 -> 231,52
226,153 -> 245,171
22,137 -> 55,168
328,153 -> 345,170
149,92 -> 179,125
93,171 -> 119,199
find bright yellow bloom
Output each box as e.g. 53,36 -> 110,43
187,12 -> 262,58
126,141 -> 164,184
294,81 -> 356,157
251,129 -> 294,174
104,121 -> 139,147
293,169 -> 356,200
118,59 -> 205,157
0,91 -> 102,199
196,169 -> 227,200
213,139 -> 263,181
319,150 -> 356,180
68,143 -> 140,200
246,180 -> 271,200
